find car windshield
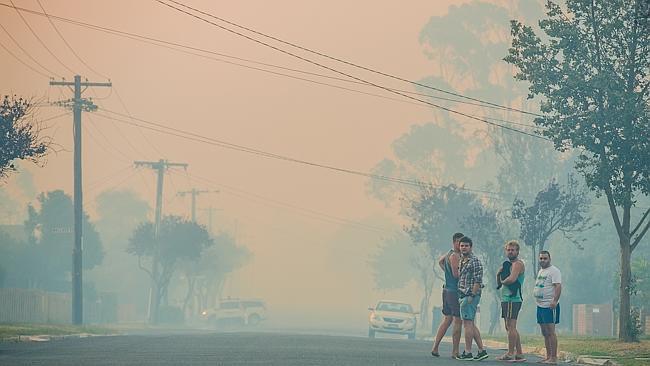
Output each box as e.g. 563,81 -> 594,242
376,302 -> 413,313
243,301 -> 264,308
220,301 -> 240,309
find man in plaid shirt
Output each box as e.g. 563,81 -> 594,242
456,236 -> 488,361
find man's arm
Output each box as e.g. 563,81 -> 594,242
437,253 -> 446,271
449,252 -> 460,279
550,283 -> 562,308
502,261 -> 524,285
471,258 -> 483,295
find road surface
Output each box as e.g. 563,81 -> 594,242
0,331 -> 541,365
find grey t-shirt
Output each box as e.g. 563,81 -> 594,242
533,265 -> 562,308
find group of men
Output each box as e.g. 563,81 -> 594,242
430,233 -> 562,364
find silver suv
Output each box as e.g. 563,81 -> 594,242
202,298 -> 267,327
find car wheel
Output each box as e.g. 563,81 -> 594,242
407,332 -> 416,340
248,314 -> 261,326
368,328 -> 375,338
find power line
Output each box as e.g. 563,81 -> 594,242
0,3 -> 541,130
35,0 -> 108,80
0,37 -> 49,78
162,0 -> 545,118
95,109 -> 427,188
85,114 -> 134,163
113,87 -> 165,158
39,112 -> 70,123
155,0 -> 548,141
8,0 -> 75,75
90,92 -> 147,159
96,107 -> 644,211
173,169 -> 390,235
0,22 -> 56,77
93,108 -> 522,202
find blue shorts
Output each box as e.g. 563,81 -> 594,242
459,295 -> 480,321
537,304 -> 560,324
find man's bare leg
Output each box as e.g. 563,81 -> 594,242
497,319 -> 514,360
547,323 -> 558,364
507,319 -> 517,355
452,317 -> 462,357
539,324 -> 550,363
473,322 -> 484,351
431,315 -> 452,355
463,320 -> 475,354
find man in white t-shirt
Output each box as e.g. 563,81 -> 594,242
533,250 -> 562,365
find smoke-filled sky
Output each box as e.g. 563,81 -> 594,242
2,0 -> 532,328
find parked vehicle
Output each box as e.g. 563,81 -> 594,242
367,300 -> 418,339
201,298 -> 267,327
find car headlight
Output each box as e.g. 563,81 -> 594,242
201,310 -> 208,316
371,313 -> 382,322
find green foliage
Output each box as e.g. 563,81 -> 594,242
511,175 -> 593,275
505,0 -> 650,340
629,306 -> 643,341
630,257 -> 650,308
23,190 -> 103,291
404,184 -> 480,257
505,0 -> 650,204
127,215 -> 212,309
127,215 -> 212,264
0,96 -> 47,178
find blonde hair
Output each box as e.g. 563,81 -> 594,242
504,240 -> 520,251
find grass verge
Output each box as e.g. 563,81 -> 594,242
0,323 -> 116,339
483,335 -> 650,366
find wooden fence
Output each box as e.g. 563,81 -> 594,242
0,288 -> 71,323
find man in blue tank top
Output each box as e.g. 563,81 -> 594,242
431,232 -> 464,358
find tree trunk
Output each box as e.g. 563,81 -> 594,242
488,291 -> 501,335
182,275 -> 195,317
531,244 -> 538,280
619,240 -> 634,341
420,286 -> 432,329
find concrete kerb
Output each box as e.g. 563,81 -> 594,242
423,336 -> 620,365
0,333 -> 119,343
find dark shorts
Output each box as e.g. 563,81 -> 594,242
501,301 -> 522,320
537,304 -> 560,324
442,289 -> 460,317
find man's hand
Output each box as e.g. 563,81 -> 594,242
550,300 -> 557,309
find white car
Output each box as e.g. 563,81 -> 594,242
368,300 -> 418,339
201,298 -> 267,327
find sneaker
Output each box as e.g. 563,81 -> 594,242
457,351 -> 474,361
473,350 -> 488,361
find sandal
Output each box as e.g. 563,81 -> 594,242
496,354 -> 514,361
431,351 -> 440,357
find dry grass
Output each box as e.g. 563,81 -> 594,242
484,335 -> 650,365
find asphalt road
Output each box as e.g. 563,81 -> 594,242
0,331 -> 542,365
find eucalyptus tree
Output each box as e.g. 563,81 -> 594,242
505,0 -> 649,340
